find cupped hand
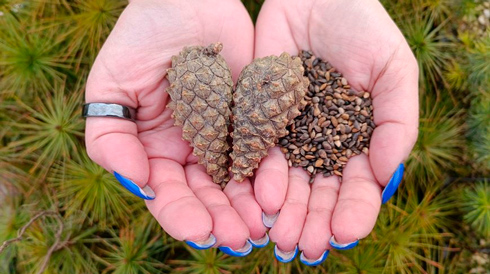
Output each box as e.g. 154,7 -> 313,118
84,0 -> 268,254
251,0 -> 419,264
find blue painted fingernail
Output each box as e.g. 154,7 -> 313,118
186,234 -> 216,250
274,245 -> 298,263
329,235 -> 359,250
262,211 -> 279,228
114,171 -> 155,200
219,241 -> 253,257
381,163 -> 405,204
248,233 -> 269,248
299,250 -> 329,266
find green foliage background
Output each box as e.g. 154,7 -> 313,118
0,0 -> 489,273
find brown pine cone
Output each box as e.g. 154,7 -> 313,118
166,43 -> 233,186
230,52 -> 309,182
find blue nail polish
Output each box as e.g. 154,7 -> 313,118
248,233 -> 269,248
300,250 -> 329,266
262,211 -> 279,228
114,171 -> 155,200
186,234 -> 216,250
381,163 -> 405,204
329,235 -> 359,250
219,241 -> 253,257
274,245 -> 298,263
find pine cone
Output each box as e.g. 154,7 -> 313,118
166,43 -> 233,186
230,52 -> 309,182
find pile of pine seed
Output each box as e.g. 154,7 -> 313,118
278,50 -> 375,182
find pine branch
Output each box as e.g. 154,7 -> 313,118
0,210 -> 68,274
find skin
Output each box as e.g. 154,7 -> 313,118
252,0 -> 419,260
85,0 -> 418,259
85,0 -> 265,250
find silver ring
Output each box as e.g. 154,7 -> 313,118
82,103 -> 136,121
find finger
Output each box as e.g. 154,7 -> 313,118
298,175 -> 340,262
85,115 -> 153,198
302,0 -> 419,186
185,164 -> 250,252
84,34 -> 170,199
145,158 -> 213,245
224,179 -> 268,247
330,153 -> 381,247
369,51 -> 419,186
254,147 -> 289,226
269,167 -> 310,262
198,0 -> 254,82
254,0 -> 309,58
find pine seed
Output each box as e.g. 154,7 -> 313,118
278,50 -> 375,182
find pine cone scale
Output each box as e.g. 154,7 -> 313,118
166,43 -> 233,185
230,53 -> 309,182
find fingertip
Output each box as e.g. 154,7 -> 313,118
186,233 -> 217,250
86,118 -> 150,186
219,241 -> 253,257
298,175 -> 339,260
186,164 -> 250,250
114,171 -> 155,200
249,233 -> 269,248
262,211 -> 280,228
331,155 -> 380,244
328,235 -> 359,250
299,250 -> 329,266
274,244 -> 298,263
254,147 -> 289,214
155,196 -> 213,241
224,178 -> 268,240
269,167 -> 310,252
145,159 -> 213,242
381,163 -> 405,204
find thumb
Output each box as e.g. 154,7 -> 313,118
84,59 -> 153,200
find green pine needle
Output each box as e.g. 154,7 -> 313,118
0,16 -> 71,96
405,95 -> 466,184
461,182 -> 490,239
168,246 -> 244,274
377,219 -> 450,274
48,0 -> 126,69
0,0 -> 487,273
468,88 -> 490,171
417,0 -> 453,24
402,189 -> 457,235
332,242 -> 387,274
0,146 -> 29,193
444,59 -> 468,91
6,83 -> 84,173
49,151 -> 140,228
467,37 -> 490,89
97,221 -> 169,274
402,14 -> 452,92
15,213 -> 100,274
0,197 -> 31,273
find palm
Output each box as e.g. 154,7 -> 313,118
252,0 -> 419,261
85,0 -> 267,250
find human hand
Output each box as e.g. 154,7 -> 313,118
84,0 -> 268,255
250,0 -> 419,265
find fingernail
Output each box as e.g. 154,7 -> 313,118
329,235 -> 359,250
262,211 -> 279,228
219,241 -> 253,257
274,244 -> 298,263
185,234 -> 216,250
248,233 -> 269,248
299,250 -> 329,266
381,163 -> 405,204
114,171 -> 155,200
